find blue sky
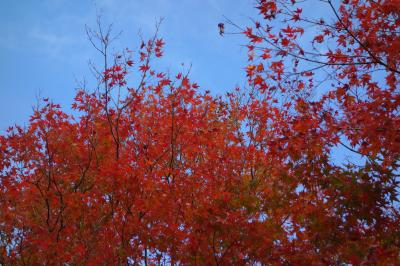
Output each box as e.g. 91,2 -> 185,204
0,1 -> 365,166
0,0 -> 258,130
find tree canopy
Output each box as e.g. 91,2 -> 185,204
1,0 -> 399,265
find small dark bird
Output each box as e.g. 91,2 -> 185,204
218,23 -> 225,36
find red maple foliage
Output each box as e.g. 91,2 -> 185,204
1,1 -> 399,265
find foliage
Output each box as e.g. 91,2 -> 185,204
0,0 -> 399,264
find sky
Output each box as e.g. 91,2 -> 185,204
0,1 -> 366,167
0,0 -> 258,131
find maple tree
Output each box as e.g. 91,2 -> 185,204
0,0 -> 399,265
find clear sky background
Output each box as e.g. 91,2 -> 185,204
0,0 -> 259,131
0,1 -> 364,165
